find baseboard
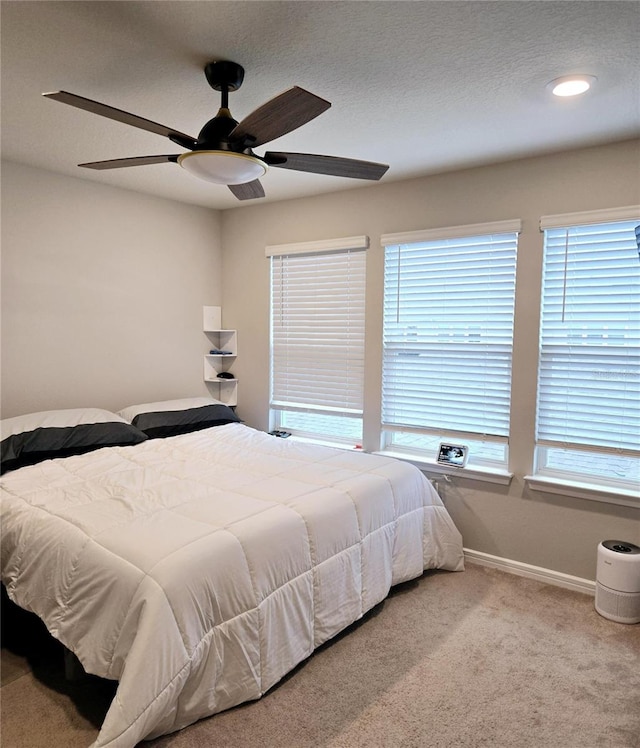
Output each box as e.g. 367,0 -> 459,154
464,548 -> 596,596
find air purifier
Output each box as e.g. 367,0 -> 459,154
595,540 -> 640,624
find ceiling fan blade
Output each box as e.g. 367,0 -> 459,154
264,152 -> 389,181
79,155 -> 180,170
43,91 -> 197,150
228,180 -> 266,201
229,87 -> 331,148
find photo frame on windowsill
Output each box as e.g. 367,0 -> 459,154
437,443 -> 469,468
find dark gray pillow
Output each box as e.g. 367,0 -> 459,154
1,408 -> 147,475
117,398 -> 241,439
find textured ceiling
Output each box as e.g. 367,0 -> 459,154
2,1 -> 639,210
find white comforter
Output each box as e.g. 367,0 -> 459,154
1,423 -> 464,747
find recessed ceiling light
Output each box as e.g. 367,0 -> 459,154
549,75 -> 597,97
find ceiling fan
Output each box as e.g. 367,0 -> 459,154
43,60 -> 389,201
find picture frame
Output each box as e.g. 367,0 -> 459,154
437,443 -> 469,467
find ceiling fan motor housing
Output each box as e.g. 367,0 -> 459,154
196,112 -> 242,151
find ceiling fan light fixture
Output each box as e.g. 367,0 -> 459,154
177,151 -> 267,185
548,74 -> 596,97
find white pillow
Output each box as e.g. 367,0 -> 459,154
116,397 -> 223,424
1,407 -> 130,439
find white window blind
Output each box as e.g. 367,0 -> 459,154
270,244 -> 367,419
537,217 -> 640,455
381,222 -> 519,440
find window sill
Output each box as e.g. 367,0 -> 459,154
374,450 -> 513,486
524,475 -> 639,508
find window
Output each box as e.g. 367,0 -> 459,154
533,208 -> 640,500
380,220 -> 520,471
268,236 -> 368,445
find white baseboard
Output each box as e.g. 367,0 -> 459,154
464,548 -> 596,596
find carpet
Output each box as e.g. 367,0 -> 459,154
2,563 -> 639,747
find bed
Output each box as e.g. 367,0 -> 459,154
1,398 -> 464,748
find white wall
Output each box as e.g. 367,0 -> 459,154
220,139 -> 640,581
2,144 -> 637,581
1,161 -> 222,417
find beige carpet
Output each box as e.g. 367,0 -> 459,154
2,563 -> 639,748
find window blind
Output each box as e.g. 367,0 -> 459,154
537,218 -> 640,453
270,247 -> 366,415
382,224 -> 519,438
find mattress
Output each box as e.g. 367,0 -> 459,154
1,422 -> 464,747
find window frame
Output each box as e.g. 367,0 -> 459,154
525,205 -> 640,505
267,235 -> 368,447
378,219 -> 521,475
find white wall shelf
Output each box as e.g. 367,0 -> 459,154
203,307 -> 237,407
